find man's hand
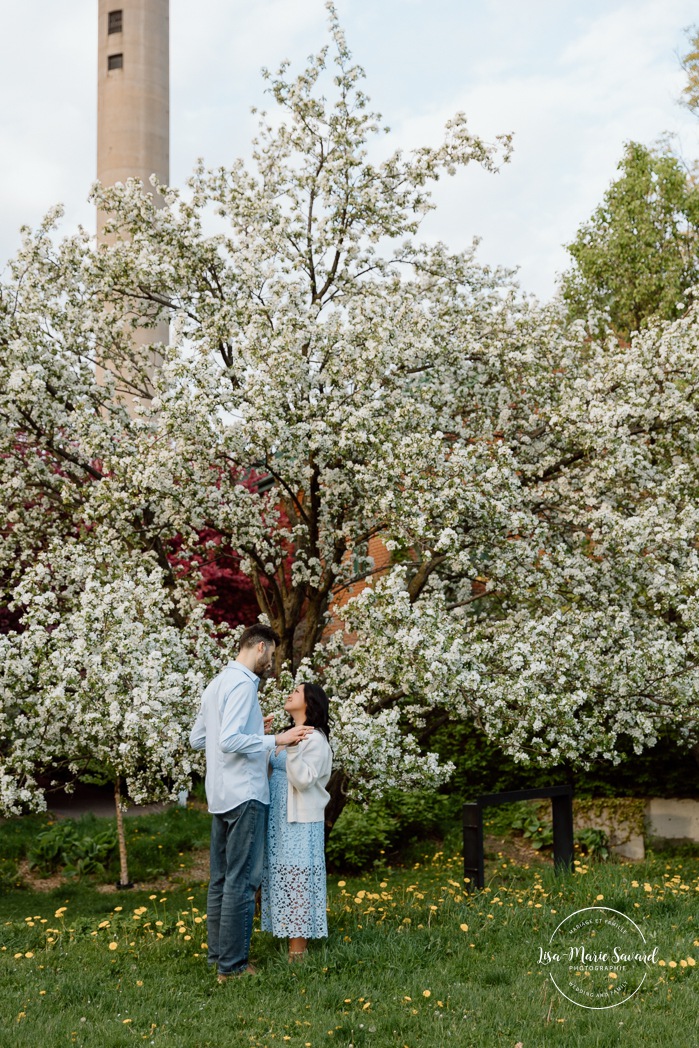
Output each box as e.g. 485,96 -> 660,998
263,714 -> 275,734
275,725 -> 314,747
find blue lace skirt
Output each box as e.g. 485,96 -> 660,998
260,750 -> 328,939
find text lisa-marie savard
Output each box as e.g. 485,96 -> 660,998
538,946 -> 659,968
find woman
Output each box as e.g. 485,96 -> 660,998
261,682 -> 333,961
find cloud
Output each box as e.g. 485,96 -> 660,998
381,0 -> 699,296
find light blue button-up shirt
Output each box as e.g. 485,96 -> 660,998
189,661 -> 275,814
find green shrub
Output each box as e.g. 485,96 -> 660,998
377,789 -> 453,837
483,801 -> 533,836
9,807 -> 212,883
27,819 -> 116,877
509,808 -> 554,851
326,805 -> 396,871
0,858 -> 22,892
575,827 -> 610,860
327,790 -> 456,872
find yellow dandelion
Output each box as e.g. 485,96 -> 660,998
423,990 -> 431,998
108,942 -> 118,951
668,961 -> 677,968
460,923 -> 469,932
24,952 -> 34,959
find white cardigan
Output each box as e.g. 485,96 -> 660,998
282,729 -> 333,824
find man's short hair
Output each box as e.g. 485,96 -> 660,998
238,624 -> 281,651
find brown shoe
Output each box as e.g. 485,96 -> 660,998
217,964 -> 257,983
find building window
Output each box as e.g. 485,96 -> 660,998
108,53 -> 123,71
108,10 -> 123,34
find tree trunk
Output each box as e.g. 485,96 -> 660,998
114,775 -> 130,887
324,769 -> 349,841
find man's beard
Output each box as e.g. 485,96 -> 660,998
255,652 -> 273,677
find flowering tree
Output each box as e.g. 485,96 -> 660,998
0,541 -> 231,881
2,9 -> 699,827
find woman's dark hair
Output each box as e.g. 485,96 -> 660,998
292,682 -> 331,740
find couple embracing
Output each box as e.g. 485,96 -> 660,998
189,624 -> 333,980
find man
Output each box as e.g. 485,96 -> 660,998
190,623 -> 311,980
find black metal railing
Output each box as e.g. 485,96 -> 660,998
463,785 -> 574,891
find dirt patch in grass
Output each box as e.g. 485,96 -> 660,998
484,833 -> 554,867
14,847 -> 212,894
16,860 -> 65,892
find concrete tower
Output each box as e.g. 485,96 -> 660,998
97,0 -> 170,393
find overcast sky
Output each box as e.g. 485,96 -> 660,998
1,0 -> 698,299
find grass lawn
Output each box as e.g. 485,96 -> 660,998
1,828 -> 698,1048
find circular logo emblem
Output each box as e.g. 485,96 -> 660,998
539,906 -> 657,1009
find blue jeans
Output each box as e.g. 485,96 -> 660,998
207,799 -> 267,974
